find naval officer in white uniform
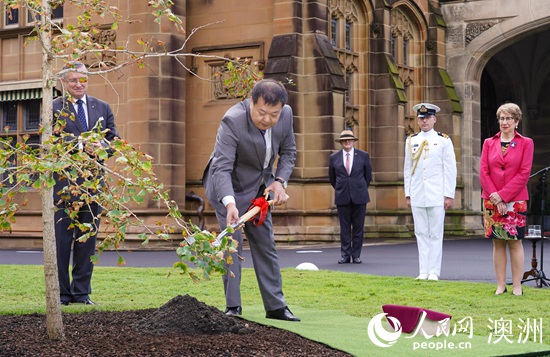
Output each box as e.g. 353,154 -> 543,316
404,103 -> 457,281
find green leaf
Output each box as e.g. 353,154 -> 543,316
158,233 -> 169,240
32,180 -> 41,190
46,177 -> 56,188
138,233 -> 148,241
90,254 -> 99,264
133,193 -> 145,204
116,255 -> 125,266
141,161 -> 152,171
98,149 -> 109,160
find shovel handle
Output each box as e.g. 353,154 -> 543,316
239,205 -> 262,224
240,194 -> 289,223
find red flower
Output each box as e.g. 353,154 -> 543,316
516,213 -> 527,227
513,201 -> 527,212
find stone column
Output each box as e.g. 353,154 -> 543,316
125,2 -> 187,204
266,0 -> 346,240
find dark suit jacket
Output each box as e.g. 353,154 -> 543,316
52,95 -> 119,202
203,98 -> 296,214
329,149 -> 372,206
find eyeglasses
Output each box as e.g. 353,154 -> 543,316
66,77 -> 88,85
498,116 -> 515,122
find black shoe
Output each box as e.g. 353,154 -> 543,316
73,299 -> 97,305
225,306 -> 242,316
338,257 -> 350,264
61,301 -> 70,306
266,307 -> 300,322
352,258 -> 362,264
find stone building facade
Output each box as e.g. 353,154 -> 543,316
1,0 -> 549,248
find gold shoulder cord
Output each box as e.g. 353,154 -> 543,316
408,138 -> 430,175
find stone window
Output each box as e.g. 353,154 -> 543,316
328,0 -> 361,128
2,3 -> 63,28
345,20 -> 352,51
0,99 -> 41,184
27,4 -> 64,24
345,71 -> 352,104
330,17 -> 337,47
1,98 -> 41,135
391,7 -> 423,135
4,5 -> 18,27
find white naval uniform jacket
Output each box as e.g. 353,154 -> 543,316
404,129 -> 457,207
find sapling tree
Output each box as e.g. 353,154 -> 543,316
0,0 -> 247,340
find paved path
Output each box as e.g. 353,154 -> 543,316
1,238 -> 548,286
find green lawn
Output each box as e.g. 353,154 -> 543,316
1,264 -> 549,356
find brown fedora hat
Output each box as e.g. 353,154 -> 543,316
335,130 -> 359,142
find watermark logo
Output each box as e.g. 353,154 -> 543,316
488,317 -> 543,344
367,313 -> 402,348
367,312 -> 473,351
367,312 -> 544,351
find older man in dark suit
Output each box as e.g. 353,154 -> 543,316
53,61 -> 119,305
203,79 -> 299,321
329,130 -> 372,264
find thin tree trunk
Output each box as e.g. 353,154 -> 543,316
40,0 -> 64,340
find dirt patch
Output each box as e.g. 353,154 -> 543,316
0,294 -> 352,356
135,295 -> 254,335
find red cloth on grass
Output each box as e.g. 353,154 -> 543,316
382,304 -> 452,333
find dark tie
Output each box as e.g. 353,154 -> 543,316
345,153 -> 350,175
76,99 -> 88,131
260,129 -> 266,145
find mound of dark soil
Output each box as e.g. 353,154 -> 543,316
0,294 -> 351,356
135,295 -> 254,335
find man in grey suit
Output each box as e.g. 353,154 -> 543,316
203,79 -> 300,321
53,61 -> 119,305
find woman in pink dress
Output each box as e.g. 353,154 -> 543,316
480,103 -> 534,296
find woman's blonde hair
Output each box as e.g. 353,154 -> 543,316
496,103 -> 522,121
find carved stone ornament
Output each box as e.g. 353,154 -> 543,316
426,41 -> 436,51
83,28 -> 117,67
465,20 -> 503,44
371,23 -> 381,38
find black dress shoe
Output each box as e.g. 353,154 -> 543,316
266,307 -> 300,322
225,306 -> 242,316
73,299 -> 97,305
338,257 -> 350,264
352,258 -> 362,264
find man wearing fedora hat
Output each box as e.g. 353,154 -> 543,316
404,103 -> 457,281
329,129 -> 372,264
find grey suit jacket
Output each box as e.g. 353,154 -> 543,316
52,95 -> 119,202
203,98 -> 296,214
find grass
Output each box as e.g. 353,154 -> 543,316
1,264 -> 550,356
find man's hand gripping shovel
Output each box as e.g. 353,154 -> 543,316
211,193 -> 289,247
